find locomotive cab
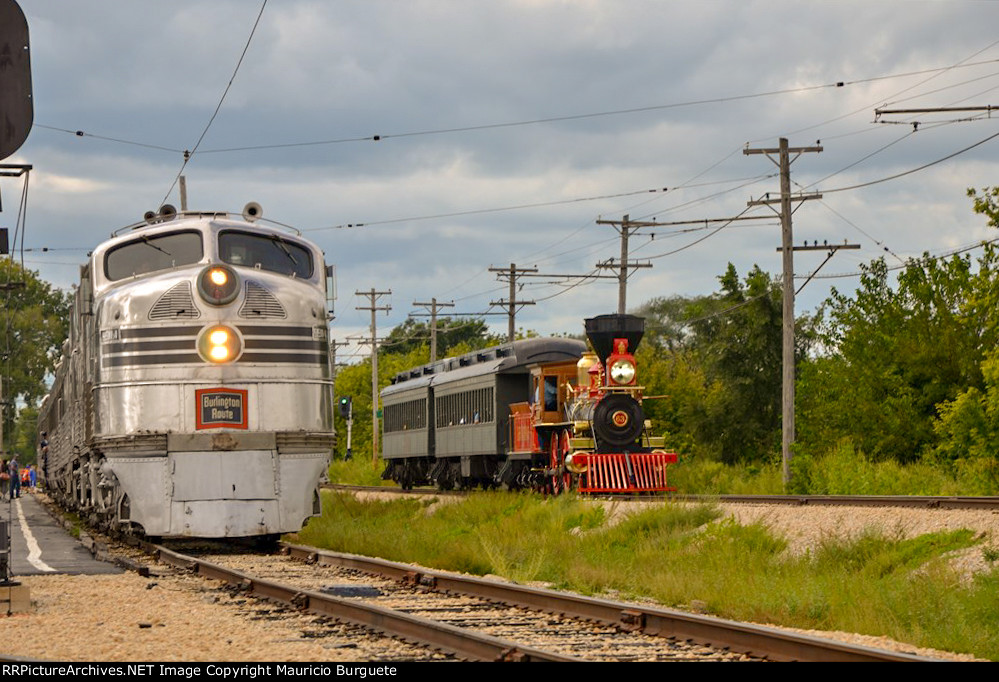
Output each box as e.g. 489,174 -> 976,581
40,206 -> 335,539
530,361 -> 578,424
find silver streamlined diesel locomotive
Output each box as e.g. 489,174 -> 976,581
38,204 -> 335,538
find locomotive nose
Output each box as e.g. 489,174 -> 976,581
584,314 -> 645,362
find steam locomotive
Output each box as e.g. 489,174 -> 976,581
380,314 -> 677,493
38,204 -> 335,538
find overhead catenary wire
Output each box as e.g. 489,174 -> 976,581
158,0 -> 268,207
819,128 -> 999,195
752,38 -> 999,145
800,236 -> 999,281
39,56 -> 999,158
184,57 -> 999,154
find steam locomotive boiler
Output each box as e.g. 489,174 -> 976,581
380,314 -> 676,493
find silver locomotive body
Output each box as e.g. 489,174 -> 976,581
39,208 -> 334,538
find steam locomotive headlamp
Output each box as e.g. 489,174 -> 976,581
198,324 -> 243,364
565,451 -> 589,474
609,359 -> 636,385
197,264 -> 240,306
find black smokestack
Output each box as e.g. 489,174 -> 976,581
584,314 -> 645,363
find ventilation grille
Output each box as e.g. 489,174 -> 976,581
149,282 -> 201,320
239,281 -> 287,319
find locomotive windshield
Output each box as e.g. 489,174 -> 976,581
218,230 -> 313,279
105,231 -> 204,281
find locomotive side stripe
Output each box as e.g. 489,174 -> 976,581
119,326 -> 201,339
102,352 -> 328,367
103,339 -> 198,353
103,353 -> 203,367
243,339 -> 325,351
236,325 -> 315,337
103,339 -> 325,353
239,352 -> 329,364
110,325 -> 317,339
101,325 -> 328,366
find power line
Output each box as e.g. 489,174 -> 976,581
800,236 -> 999,281
39,57 -> 999,158
303,186 -> 675,231
190,57 -> 999,154
34,125 -> 183,153
819,128 -> 999,195
756,39 -> 999,145
159,0 -> 268,206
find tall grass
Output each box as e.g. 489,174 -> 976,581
664,441 -> 999,495
296,491 -> 999,660
327,455 -> 388,487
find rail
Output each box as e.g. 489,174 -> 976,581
145,542 -> 579,662
281,543 -> 943,662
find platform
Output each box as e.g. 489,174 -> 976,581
0,491 -> 122,578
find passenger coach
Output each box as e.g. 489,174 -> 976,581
380,338 -> 586,490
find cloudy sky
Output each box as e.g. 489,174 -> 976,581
5,0 -> 999,360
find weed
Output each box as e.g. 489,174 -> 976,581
299,491 -> 999,659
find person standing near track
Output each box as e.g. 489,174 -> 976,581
8,455 -> 20,499
0,458 -> 8,499
39,432 -> 48,489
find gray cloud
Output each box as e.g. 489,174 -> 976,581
7,0 -> 999,354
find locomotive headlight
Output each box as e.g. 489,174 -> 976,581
198,325 -> 243,364
197,264 -> 240,306
210,269 -> 229,286
609,359 -> 636,385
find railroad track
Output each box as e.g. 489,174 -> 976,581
327,484 -> 999,510
129,539 -> 939,662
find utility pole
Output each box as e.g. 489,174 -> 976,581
412,298 -> 454,362
355,289 -> 391,466
329,338 -> 350,378
594,215 -> 653,314
874,105 -> 998,129
744,138 -> 822,487
489,264 -> 537,342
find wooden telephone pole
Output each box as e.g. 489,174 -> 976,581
411,298 -> 454,362
355,289 -> 391,465
744,138 -> 822,487
489,264 -> 537,342
594,215 -> 653,314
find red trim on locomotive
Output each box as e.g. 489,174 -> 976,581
511,333 -> 678,494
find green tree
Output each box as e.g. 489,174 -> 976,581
634,295 -> 696,352
11,405 -> 39,463
637,264 -> 813,463
0,261 -> 72,453
798,243 -> 999,463
686,264 -> 786,462
334,345 -> 431,465
333,315 -> 503,465
380,317 -> 501,358
968,186 -> 999,228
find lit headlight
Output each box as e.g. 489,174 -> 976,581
609,359 -> 636,385
197,264 -> 240,306
198,325 -> 242,364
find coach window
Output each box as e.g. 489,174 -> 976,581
219,231 -> 313,279
105,231 -> 203,281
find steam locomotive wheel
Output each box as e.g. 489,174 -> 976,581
559,430 -> 573,492
549,434 -> 562,495
548,430 -> 573,495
